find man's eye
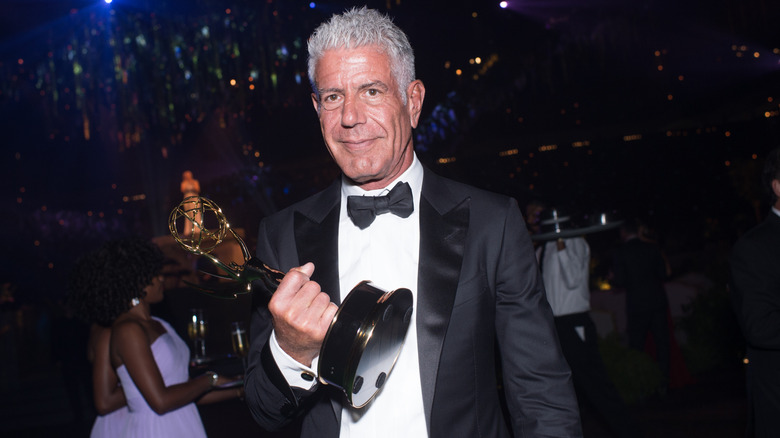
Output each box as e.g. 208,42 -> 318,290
321,94 -> 342,109
366,89 -> 379,97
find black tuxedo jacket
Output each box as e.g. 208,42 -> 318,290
245,167 -> 581,437
730,211 -> 780,437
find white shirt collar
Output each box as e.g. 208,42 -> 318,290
772,206 -> 780,218
340,153 -> 423,199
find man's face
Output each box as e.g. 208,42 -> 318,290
311,45 -> 424,191
526,204 -> 545,234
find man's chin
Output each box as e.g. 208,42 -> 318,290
346,174 -> 378,185
343,171 -> 390,190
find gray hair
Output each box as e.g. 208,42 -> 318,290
307,7 -> 416,103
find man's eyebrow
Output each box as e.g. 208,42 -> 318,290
358,81 -> 389,91
317,81 -> 389,97
317,86 -> 343,96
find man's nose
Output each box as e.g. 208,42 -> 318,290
341,95 -> 366,127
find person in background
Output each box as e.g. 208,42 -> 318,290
535,209 -> 640,438
244,7 -> 581,438
612,219 -> 671,390
525,199 -> 546,249
67,254 -> 128,437
730,146 -> 780,438
180,170 -> 202,237
68,237 -> 241,437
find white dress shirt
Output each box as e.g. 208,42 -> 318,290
270,154 -> 427,437
536,237 -> 591,317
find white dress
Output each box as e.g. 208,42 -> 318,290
90,406 -> 129,438
116,317 -> 206,438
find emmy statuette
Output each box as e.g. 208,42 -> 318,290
169,196 -> 413,408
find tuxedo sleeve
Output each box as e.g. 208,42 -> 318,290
244,218 -> 318,431
495,198 -> 582,437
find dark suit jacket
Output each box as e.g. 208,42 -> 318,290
612,237 -> 669,315
730,211 -> 780,438
244,167 -> 582,438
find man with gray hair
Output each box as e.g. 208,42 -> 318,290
245,7 -> 581,437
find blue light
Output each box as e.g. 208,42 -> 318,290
499,1 -> 508,8
104,0 -> 113,4
309,2 -> 316,9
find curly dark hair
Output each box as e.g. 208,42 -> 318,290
67,236 -> 164,326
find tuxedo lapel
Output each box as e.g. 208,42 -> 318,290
292,180 -> 345,425
293,180 -> 342,305
417,169 -> 470,428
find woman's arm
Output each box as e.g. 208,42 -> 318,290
112,320 -> 218,415
91,325 -> 126,415
196,378 -> 243,405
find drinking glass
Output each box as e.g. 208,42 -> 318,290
231,321 -> 249,370
188,308 -> 207,360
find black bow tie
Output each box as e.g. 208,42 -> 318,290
347,182 -> 414,229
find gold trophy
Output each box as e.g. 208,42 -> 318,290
169,196 -> 413,408
169,196 -> 283,296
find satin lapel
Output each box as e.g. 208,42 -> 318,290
293,182 -> 342,305
292,180 -> 344,424
417,170 -> 470,429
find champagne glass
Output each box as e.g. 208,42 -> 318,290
188,308 -> 207,361
230,321 -> 249,371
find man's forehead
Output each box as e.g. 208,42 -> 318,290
319,46 -> 389,68
316,48 -> 395,87
322,43 -> 386,56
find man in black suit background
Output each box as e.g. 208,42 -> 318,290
730,146 -> 780,438
612,219 -> 671,389
243,7 -> 581,438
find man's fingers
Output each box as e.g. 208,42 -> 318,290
290,262 -> 315,278
321,302 -> 339,329
266,264 -> 339,365
273,262 -> 316,301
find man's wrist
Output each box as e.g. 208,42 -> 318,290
270,330 -> 319,389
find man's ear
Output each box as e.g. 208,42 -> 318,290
772,179 -> 780,204
406,80 -> 426,128
311,93 -> 321,115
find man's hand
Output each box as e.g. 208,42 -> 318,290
267,262 -> 339,367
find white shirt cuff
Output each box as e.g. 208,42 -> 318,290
269,330 -> 319,390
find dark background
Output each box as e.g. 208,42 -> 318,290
1,0 -> 777,436
2,1 -> 779,298
2,1 -> 780,291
